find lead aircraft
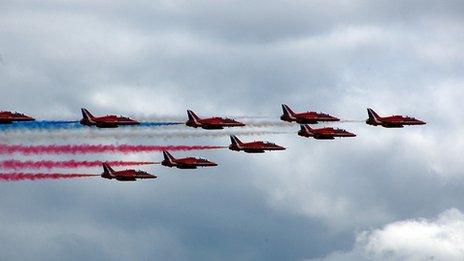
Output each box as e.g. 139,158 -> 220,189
366,108 -> 426,128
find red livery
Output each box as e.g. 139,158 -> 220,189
80,108 -> 139,128
298,124 -> 356,140
161,151 -> 217,169
229,135 -> 285,153
281,104 -> 339,124
366,108 -> 426,128
0,111 -> 35,124
101,163 -> 156,181
186,110 -> 245,129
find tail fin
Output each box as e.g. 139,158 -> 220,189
300,124 -> 313,133
367,108 -> 381,123
102,162 -> 115,176
230,135 -> 243,148
81,108 -> 95,122
162,151 -> 176,164
187,110 -> 201,124
281,104 -> 296,118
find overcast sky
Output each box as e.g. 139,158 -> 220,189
1,1 -> 464,260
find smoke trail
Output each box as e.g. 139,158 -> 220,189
244,119 -> 367,126
137,115 -> 273,122
0,128 -> 288,141
0,160 -> 158,170
138,122 -> 182,127
0,121 -> 81,130
244,121 -> 294,128
0,144 -> 226,155
226,115 -> 274,119
338,119 -> 366,123
133,115 -> 185,122
0,121 -> 180,131
0,173 -> 98,181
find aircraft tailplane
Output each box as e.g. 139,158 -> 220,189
281,104 -> 296,118
102,162 -> 115,176
81,108 -> 96,122
367,108 -> 382,123
300,124 -> 313,133
230,135 -> 243,148
187,110 -> 201,124
162,151 -> 176,164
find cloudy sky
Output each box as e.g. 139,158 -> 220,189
1,0 -> 464,260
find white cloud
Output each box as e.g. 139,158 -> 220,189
317,208 -> 464,261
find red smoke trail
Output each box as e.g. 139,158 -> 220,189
0,173 -> 98,181
0,144 -> 226,155
0,160 -> 158,170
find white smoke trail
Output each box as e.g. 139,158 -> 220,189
135,114 -> 275,122
243,121 -> 294,128
338,119 -> 366,123
134,115 -> 186,122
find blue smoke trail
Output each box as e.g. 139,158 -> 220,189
0,121 -> 181,131
0,121 -> 81,130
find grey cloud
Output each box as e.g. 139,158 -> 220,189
0,1 -> 464,260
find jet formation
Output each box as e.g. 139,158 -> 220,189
1,105 -> 426,182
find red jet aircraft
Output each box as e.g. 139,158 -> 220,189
161,151 -> 217,169
298,124 -> 356,140
80,108 -> 140,128
229,135 -> 285,153
366,108 -> 426,128
281,104 -> 339,124
0,111 -> 35,124
101,163 -> 156,181
186,110 -> 245,129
